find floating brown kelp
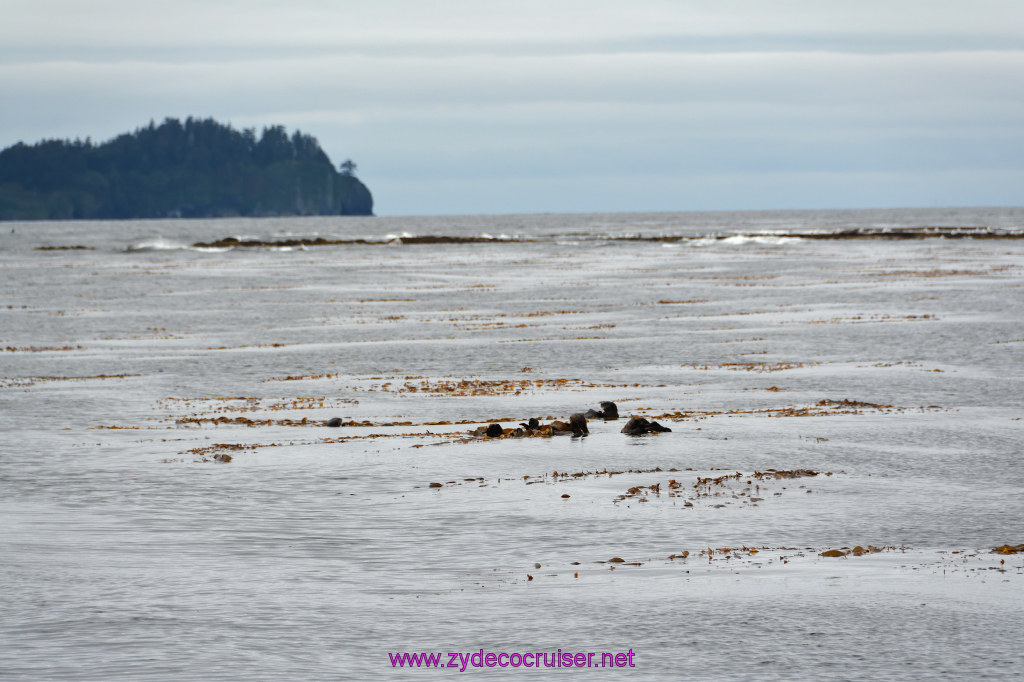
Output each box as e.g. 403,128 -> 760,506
683,361 -> 813,373
640,399 -> 942,423
514,543 -> 1024,585
266,373 -> 339,381
192,236 -> 370,249
753,469 -> 824,479
789,314 -> 938,325
717,227 -> 1024,241
615,469 -> 832,506
820,545 -> 890,557
1,373 -> 137,389
188,226 -> 1022,252
260,374 -> 635,396
992,544 -> 1024,554
185,442 -> 258,463
468,413 -> 589,439
176,416 -> 318,427
414,466 -> 681,491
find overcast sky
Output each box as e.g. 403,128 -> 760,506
2,1 -> 1023,215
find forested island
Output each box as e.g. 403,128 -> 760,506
0,117 -> 373,220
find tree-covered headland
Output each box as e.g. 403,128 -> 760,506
0,117 -> 373,219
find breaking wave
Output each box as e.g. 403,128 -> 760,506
124,237 -> 194,252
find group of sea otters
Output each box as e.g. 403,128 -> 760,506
324,400 -> 671,437
470,401 -> 671,438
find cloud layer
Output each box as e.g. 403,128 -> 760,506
3,1 -> 1023,214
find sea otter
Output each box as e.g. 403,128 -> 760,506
585,401 -> 619,420
550,413 -> 589,436
620,416 -> 671,436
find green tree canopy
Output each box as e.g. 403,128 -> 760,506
0,117 -> 373,219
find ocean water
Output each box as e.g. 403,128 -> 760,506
1,207 -> 1023,680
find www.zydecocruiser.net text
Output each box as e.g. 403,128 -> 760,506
389,649 -> 637,671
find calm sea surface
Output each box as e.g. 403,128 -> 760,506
1,208 -> 1023,680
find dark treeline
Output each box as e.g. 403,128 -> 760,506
0,117 -> 373,219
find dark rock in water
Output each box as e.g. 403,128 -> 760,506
325,417 -> 343,427
620,416 -> 672,436
485,423 -> 504,438
585,401 -> 620,420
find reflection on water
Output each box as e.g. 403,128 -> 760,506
1,208 -> 1023,680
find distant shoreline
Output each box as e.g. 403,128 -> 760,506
0,117 -> 373,220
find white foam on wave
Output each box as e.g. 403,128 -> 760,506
191,246 -> 234,253
691,234 -> 804,247
721,234 -> 803,245
125,237 -> 192,252
127,237 -> 236,253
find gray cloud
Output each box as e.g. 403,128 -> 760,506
2,0 -> 1023,214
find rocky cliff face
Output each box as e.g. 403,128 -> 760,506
336,174 -> 374,216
